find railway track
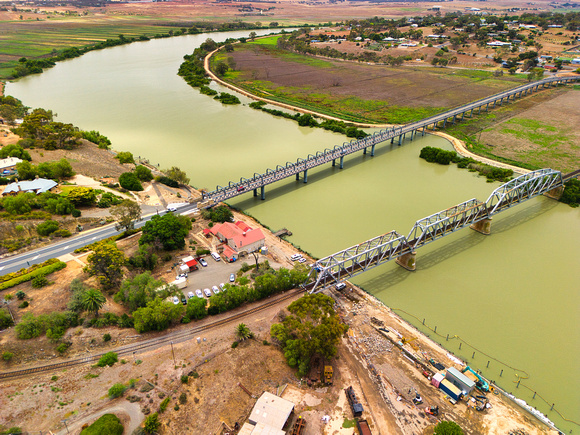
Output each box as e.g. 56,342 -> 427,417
0,288 -> 304,382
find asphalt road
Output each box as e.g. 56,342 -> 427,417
0,203 -> 199,275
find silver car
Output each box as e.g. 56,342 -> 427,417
212,285 -> 220,294
203,288 -> 212,297
195,289 -> 203,298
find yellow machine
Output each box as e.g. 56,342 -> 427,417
324,366 -> 333,384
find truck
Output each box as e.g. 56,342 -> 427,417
345,386 -> 364,417
357,419 -> 372,435
439,378 -> 462,402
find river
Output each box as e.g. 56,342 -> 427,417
6,30 -> 579,432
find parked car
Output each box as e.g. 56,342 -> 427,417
199,258 -> 208,267
181,296 -> 187,305
172,296 -> 179,305
290,254 -> 302,261
211,252 -> 221,262
212,285 -> 220,294
299,257 -> 307,263
237,186 -> 245,192
335,282 -> 347,291
219,283 -> 225,291
203,288 -> 212,297
229,273 -> 235,282
195,289 -> 203,298
187,291 -> 194,299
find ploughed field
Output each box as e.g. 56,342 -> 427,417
217,41 -> 528,124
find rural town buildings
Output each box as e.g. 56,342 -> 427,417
2,178 -> 57,196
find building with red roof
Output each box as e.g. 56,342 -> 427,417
210,221 -> 266,256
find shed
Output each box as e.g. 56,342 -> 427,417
248,392 -> 294,432
0,157 -> 23,173
445,367 -> 475,394
431,372 -> 444,388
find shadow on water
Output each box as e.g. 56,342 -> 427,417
356,197 -> 557,293
228,139 -> 419,208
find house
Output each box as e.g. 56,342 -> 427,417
2,178 -> 57,196
571,58 -> 580,65
0,157 -> 23,174
239,392 -> 295,435
487,41 -> 511,47
210,221 -> 266,256
180,256 -> 198,273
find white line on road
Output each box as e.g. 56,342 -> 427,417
91,237 -> 97,240
33,255 -> 39,260
63,245 -> 70,250
0,266 -> 4,271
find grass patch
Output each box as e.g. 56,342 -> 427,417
248,35 -> 282,46
342,418 -> 357,428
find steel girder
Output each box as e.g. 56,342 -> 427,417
485,169 -> 563,215
406,198 -> 489,250
306,231 -> 409,293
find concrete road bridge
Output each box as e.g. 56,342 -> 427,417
303,168 -> 570,293
205,75 -> 580,203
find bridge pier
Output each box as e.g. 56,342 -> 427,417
453,115 -> 457,124
461,112 -> 465,121
409,131 -> 414,141
371,144 -> 376,156
363,147 -> 367,155
296,173 -> 300,181
470,108 -> 474,117
398,135 -> 402,145
443,119 -> 447,128
470,218 -> 492,235
261,186 -> 265,200
422,126 -> 426,136
396,251 -> 416,271
332,159 -> 336,167
391,137 -> 394,144
303,170 -> 308,183
253,188 -> 258,197
340,156 -> 344,169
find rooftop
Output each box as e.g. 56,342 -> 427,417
0,157 -> 23,170
2,178 -> 57,195
248,392 -> 294,431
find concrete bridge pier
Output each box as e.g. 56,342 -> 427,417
371,144 -> 376,156
470,218 -> 492,235
332,159 -> 336,167
363,147 -> 367,155
461,112 -> 465,121
340,156 -> 344,169
398,135 -> 403,145
470,108 -> 474,117
253,188 -> 258,197
296,173 -> 300,181
303,170 -> 308,183
409,131 -> 414,141
453,115 -> 457,124
422,126 -> 426,136
443,119 -> 447,128
261,186 -> 265,200
391,137 -> 395,144
396,251 -> 416,271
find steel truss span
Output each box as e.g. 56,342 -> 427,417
206,76 -> 579,204
305,169 -> 564,293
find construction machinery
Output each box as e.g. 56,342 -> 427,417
401,336 -> 418,346
462,366 -> 490,392
324,365 -> 333,385
425,406 -> 439,416
291,416 -> 306,435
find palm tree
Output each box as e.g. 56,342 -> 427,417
81,288 -> 106,317
236,323 -> 253,341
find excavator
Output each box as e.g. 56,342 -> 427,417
401,336 -> 418,346
462,366 -> 490,392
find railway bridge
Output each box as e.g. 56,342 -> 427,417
205,75 -> 579,203
303,168 -> 569,293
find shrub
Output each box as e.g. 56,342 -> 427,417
0,308 -> 14,329
36,220 -> 60,236
179,392 -> 187,404
156,176 -> 178,188
108,383 -> 127,398
116,151 -> 134,164
180,375 -> 189,384
97,352 -> 118,367
81,130 -> 111,150
31,275 -> 49,288
15,291 -> 26,300
80,414 -> 123,435
434,421 -> 464,435
103,333 -> 112,342
143,413 -> 160,434
56,342 -> 71,354
2,351 -> 14,361
18,301 -> 29,309
0,260 -> 66,291
134,165 -> 153,181
159,397 -> 170,412
72,209 -> 81,217
231,341 -> 239,348
119,172 -> 143,191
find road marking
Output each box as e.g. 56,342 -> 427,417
63,245 -> 70,250
33,255 -> 39,260
91,237 -> 97,240
0,266 -> 4,271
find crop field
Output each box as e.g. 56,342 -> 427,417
217,42 -> 528,124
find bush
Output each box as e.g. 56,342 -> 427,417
0,308 -> 14,329
2,351 -> 14,361
103,333 -> 112,342
143,413 -> 160,434
434,421 -> 464,435
15,290 -> 26,300
0,260 -> 66,291
156,176 -> 178,188
18,301 -> 29,309
134,165 -> 153,181
36,220 -> 60,236
179,392 -> 187,404
180,375 -> 189,384
81,130 -> 111,150
80,414 -> 123,435
97,352 -> 118,367
231,341 -> 239,348
119,172 -> 143,191
419,146 -> 457,165
116,151 -> 135,164
31,275 -> 49,288
72,209 -> 81,217
108,383 -> 127,398
56,342 -> 71,353
159,397 -> 170,412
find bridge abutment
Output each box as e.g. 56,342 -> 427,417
470,218 -> 492,235
396,252 -> 416,271
544,185 -> 564,200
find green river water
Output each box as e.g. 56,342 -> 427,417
6,30 -> 579,432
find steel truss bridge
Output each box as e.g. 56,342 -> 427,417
205,75 -> 579,203
303,169 -> 565,293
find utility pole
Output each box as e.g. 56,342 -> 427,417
170,341 -> 176,366
61,419 -> 70,434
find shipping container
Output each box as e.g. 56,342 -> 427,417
446,367 -> 475,395
431,372 -> 444,388
357,419 -> 372,435
439,379 -> 462,401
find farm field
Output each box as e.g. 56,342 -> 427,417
214,39 -> 528,124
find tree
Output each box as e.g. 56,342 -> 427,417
249,31 -> 257,41
127,244 -> 158,271
1,192 -> 35,215
0,143 -> 31,160
15,160 -> 37,180
236,323 -> 253,341
36,220 -> 59,236
139,213 -> 191,251
134,165 -> 153,181
119,172 -> 143,191
270,293 -> 348,376
67,187 -> 96,206
68,279 -> 90,312
114,272 -> 165,312
108,383 -> 126,398
81,288 -> 106,317
143,413 -> 161,434
0,308 -> 14,330
215,61 -> 229,76
163,166 -> 190,185
185,296 -> 208,320
224,43 -> 234,52
110,199 -> 142,232
132,297 -> 185,333
433,421 -> 464,435
116,151 -> 134,164
84,242 -> 125,290
80,414 -> 123,435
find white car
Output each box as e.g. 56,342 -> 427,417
203,288 -> 212,297
299,257 -> 307,263
212,285 -> 220,294
172,296 -> 179,305
187,291 -> 194,299
195,289 -> 203,298
229,273 -> 235,282
199,258 -> 208,267
219,283 -> 225,291
291,254 -> 302,261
